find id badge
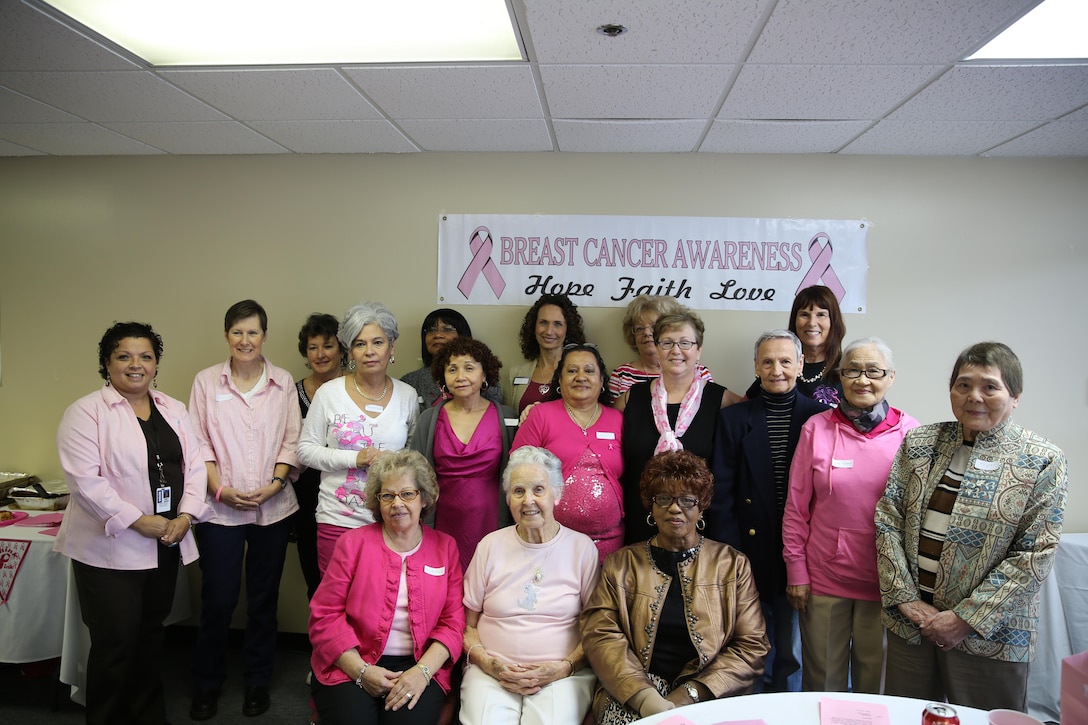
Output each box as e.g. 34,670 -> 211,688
155,485 -> 172,514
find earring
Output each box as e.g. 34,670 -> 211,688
482,380 -> 489,390
696,518 -> 706,531
441,384 -> 449,395
348,360 -> 356,371
153,374 -> 158,389
391,355 -> 395,364
646,512 -> 656,527
305,362 -> 312,370
105,374 -> 111,387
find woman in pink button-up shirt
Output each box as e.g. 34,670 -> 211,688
56,321 -> 211,725
187,300 -> 301,720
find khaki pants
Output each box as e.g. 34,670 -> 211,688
799,594 -> 884,693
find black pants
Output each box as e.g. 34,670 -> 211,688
292,468 -> 322,599
72,546 -> 179,725
312,655 -> 446,725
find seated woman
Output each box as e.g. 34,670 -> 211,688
580,450 -> 768,724
461,446 -> 600,725
308,449 -> 464,725
400,308 -> 502,411
512,343 -> 624,560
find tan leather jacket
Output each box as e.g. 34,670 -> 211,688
580,538 -> 769,716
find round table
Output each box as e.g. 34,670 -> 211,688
633,691 -> 991,724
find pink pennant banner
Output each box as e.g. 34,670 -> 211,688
0,539 -> 31,604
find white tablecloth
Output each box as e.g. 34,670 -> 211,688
1028,531 -> 1088,722
0,510 -> 68,663
634,691 -> 990,725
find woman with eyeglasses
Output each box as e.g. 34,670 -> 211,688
580,450 -> 769,723
781,337 -> 919,693
511,343 -> 624,561
616,307 -> 742,545
608,295 -> 714,402
400,308 -> 503,412
309,449 -> 464,725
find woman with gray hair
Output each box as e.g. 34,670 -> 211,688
309,449 -> 464,725
298,301 -> 420,573
782,337 -> 920,693
460,446 -> 600,725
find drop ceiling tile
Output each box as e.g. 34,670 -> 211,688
0,1 -> 139,71
984,120 -> 1088,156
1060,105 -> 1088,121
749,0 -> 1036,64
701,119 -> 870,153
103,122 -> 289,154
343,65 -> 543,120
161,69 -> 382,121
525,0 -> 772,64
0,86 -> 80,123
720,64 -> 941,120
890,65 -> 1088,122
398,119 -> 552,152
0,122 -> 163,155
553,120 -> 705,152
246,120 -> 417,153
0,137 -> 45,156
0,71 -> 227,122
841,119 -> 1039,156
542,65 -> 733,118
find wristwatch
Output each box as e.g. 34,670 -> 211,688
272,476 -> 288,490
684,683 -> 700,702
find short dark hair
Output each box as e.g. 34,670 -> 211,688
297,313 -> 344,360
549,344 -> 612,406
419,308 -> 472,366
430,337 -> 503,391
98,322 -> 163,380
224,299 -> 268,333
639,450 -> 713,513
517,294 -> 585,360
950,341 -> 1023,398
789,285 -> 845,382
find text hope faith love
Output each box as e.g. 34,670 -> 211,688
502,235 -> 806,302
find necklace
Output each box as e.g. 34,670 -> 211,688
565,402 -> 598,433
797,361 -> 826,384
353,374 -> 388,402
515,524 -> 559,611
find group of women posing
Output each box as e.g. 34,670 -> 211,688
52,285 -> 1066,724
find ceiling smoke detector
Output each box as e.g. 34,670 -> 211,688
597,24 -> 628,37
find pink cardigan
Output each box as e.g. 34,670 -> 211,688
55,386 -> 212,568
782,406 -> 920,601
309,523 -> 465,691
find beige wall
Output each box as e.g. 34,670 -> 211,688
2,152 -> 1085,632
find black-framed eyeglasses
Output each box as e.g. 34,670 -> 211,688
840,368 -> 890,379
656,340 -> 696,351
377,490 -> 420,504
652,494 -> 699,509
425,326 -> 457,335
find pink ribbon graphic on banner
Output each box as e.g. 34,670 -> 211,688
457,226 -> 507,299
796,232 -> 846,301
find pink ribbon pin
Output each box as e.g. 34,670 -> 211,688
796,232 -> 846,301
457,226 -> 507,299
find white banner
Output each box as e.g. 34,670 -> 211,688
437,214 -> 869,312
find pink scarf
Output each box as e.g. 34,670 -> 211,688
651,377 -> 706,454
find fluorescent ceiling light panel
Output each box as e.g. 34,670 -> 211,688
43,0 -> 524,65
967,0 -> 1088,60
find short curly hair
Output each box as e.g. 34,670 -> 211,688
517,294 -> 586,360
620,295 -> 685,351
430,337 -> 503,391
364,449 -> 439,521
98,322 -> 164,380
297,313 -> 346,363
639,450 -> 713,513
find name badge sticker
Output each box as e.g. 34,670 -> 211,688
504,418 -> 520,427
513,377 -> 530,385
974,459 -> 1001,471
364,404 -> 384,413
596,431 -> 616,440
215,394 -> 232,402
424,565 -> 445,576
831,459 -> 854,469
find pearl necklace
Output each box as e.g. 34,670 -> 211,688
353,374 -> 389,402
565,402 -> 599,433
797,361 -> 826,384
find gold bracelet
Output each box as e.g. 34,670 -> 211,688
565,659 -> 576,676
